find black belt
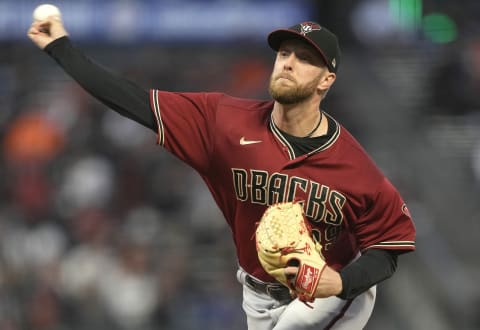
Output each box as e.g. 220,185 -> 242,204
245,275 -> 293,302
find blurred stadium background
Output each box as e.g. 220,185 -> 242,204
1,0 -> 479,329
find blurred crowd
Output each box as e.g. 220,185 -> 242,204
1,0 -> 480,329
0,44 -> 270,330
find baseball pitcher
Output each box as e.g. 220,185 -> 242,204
28,14 -> 416,330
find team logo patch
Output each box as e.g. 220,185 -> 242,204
300,22 -> 322,35
402,203 -> 411,217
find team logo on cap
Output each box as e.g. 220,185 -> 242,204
300,22 -> 322,35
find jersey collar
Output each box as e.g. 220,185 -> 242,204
269,111 -> 341,160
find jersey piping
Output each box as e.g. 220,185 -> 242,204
269,111 -> 341,160
150,89 -> 165,145
367,241 -> 416,250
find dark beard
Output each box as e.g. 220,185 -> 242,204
269,74 -> 320,105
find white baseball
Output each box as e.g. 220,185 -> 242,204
32,4 -> 62,21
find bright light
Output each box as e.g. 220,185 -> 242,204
389,0 -> 422,31
422,13 -> 457,43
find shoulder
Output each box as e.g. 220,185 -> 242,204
151,90 -> 273,112
335,122 -> 376,166
327,115 -> 385,183
335,122 -> 368,156
217,94 -> 274,112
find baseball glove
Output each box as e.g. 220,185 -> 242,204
255,201 -> 327,303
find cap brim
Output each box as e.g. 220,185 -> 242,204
267,29 -> 330,69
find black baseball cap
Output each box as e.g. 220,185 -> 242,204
268,21 -> 340,73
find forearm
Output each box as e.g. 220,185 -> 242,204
337,249 -> 398,300
44,36 -> 156,130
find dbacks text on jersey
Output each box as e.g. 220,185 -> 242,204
232,168 -> 346,226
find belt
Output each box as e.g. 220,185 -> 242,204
245,274 -> 293,302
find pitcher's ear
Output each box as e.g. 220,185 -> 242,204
317,72 -> 336,93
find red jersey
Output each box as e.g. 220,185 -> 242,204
149,90 -> 416,282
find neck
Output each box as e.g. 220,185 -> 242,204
272,101 -> 327,137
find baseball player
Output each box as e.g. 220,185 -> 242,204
28,17 -> 416,330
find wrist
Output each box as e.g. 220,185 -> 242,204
314,265 -> 343,298
325,266 -> 343,296
44,35 -> 69,54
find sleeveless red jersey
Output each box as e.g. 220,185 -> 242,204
149,90 -> 416,282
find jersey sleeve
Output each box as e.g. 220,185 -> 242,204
45,37 -> 156,130
149,89 -> 221,174
354,177 -> 416,253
